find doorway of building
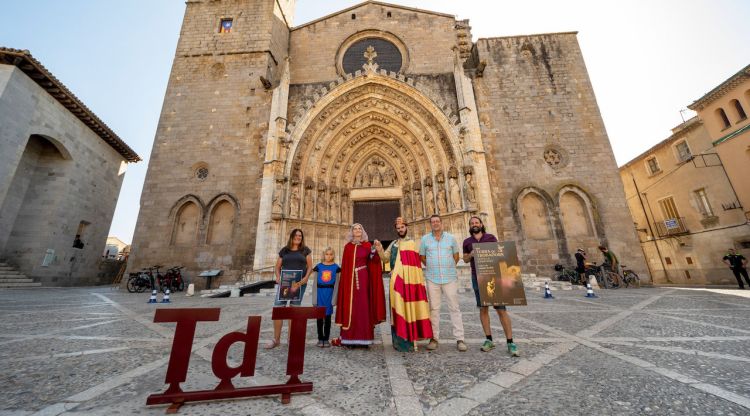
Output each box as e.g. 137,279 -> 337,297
352,200 -> 401,245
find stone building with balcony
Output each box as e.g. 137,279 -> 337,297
620,113 -> 750,285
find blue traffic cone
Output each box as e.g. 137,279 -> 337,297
585,282 -> 597,298
543,281 -> 554,299
161,288 -> 171,303
147,289 -> 158,304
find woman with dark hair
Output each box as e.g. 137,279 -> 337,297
265,228 -> 312,349
334,223 -> 385,347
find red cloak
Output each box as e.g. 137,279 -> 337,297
335,241 -> 385,330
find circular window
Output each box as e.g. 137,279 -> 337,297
543,145 -> 569,169
196,167 -> 209,181
342,38 -> 403,74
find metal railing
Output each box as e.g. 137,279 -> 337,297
653,217 -> 689,237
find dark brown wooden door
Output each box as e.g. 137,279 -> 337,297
353,200 -> 401,242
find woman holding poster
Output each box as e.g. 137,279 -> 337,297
334,223 -> 386,347
265,228 -> 312,349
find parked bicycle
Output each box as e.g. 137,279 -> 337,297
161,266 -> 186,292
126,269 -> 154,293
587,262 -> 621,289
554,264 -> 587,285
620,264 -> 641,288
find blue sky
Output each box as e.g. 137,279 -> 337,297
3,0 -> 750,244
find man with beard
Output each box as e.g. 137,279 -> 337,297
462,216 -> 519,356
375,217 -> 432,351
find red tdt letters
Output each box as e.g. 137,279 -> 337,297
146,306 -> 324,413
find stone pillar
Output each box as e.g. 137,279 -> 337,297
453,48 -> 498,233
253,58 -> 290,273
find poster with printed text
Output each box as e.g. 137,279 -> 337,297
474,241 -> 527,306
277,269 -> 303,302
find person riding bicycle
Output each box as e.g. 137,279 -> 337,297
598,245 -> 619,274
574,248 -> 587,285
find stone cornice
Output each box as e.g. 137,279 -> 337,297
291,0 -> 455,31
688,64 -> 750,111
0,47 -> 140,162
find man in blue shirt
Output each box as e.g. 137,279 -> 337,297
462,216 -> 519,356
420,215 -> 466,352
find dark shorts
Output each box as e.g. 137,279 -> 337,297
471,276 -> 507,310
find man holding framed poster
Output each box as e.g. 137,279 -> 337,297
472,241 -> 526,307
462,216 -> 522,356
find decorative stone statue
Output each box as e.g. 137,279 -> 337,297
414,189 -> 424,219
383,166 -> 396,187
317,189 -> 327,221
368,161 -> 381,187
403,192 -> 413,221
341,192 -> 350,223
354,172 -> 364,188
371,169 -> 382,187
329,192 -> 338,223
449,177 -> 462,211
289,185 -> 300,218
464,172 -> 477,207
304,187 -> 315,220
425,185 -> 435,215
437,187 -> 448,214
272,180 -> 284,214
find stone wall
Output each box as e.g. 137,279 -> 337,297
472,33 -> 648,278
0,66 -> 126,285
129,0 -> 290,288
289,3 -> 459,84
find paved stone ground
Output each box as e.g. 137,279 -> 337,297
1,285 -> 749,415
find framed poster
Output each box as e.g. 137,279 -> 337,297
277,269 -> 303,302
473,241 -> 526,306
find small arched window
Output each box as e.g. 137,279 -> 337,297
716,108 -> 731,129
731,99 -> 747,121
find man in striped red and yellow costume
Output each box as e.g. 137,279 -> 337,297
374,217 -> 432,352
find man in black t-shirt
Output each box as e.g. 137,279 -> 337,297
723,248 -> 749,289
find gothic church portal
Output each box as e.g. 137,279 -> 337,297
129,1 -> 647,287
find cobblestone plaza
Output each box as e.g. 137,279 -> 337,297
1,286 -> 749,415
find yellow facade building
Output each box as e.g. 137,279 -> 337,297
621,64 -> 750,285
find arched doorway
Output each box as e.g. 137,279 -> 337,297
1,135 -> 71,255
253,71 -> 495,268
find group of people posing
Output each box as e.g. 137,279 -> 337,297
265,215 -> 520,356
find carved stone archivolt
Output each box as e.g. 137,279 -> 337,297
278,72 -> 477,224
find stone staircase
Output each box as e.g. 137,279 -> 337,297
0,262 -> 41,288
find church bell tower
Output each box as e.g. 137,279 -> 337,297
128,0 -> 296,284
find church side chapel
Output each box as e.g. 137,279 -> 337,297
129,1 -> 647,287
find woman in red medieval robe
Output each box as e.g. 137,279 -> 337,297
334,223 -> 386,347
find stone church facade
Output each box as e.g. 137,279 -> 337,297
129,0 -> 647,287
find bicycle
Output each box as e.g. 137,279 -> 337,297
554,264 -> 587,286
163,266 -> 186,292
620,265 -> 640,288
586,263 -> 621,289
126,270 -> 154,293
